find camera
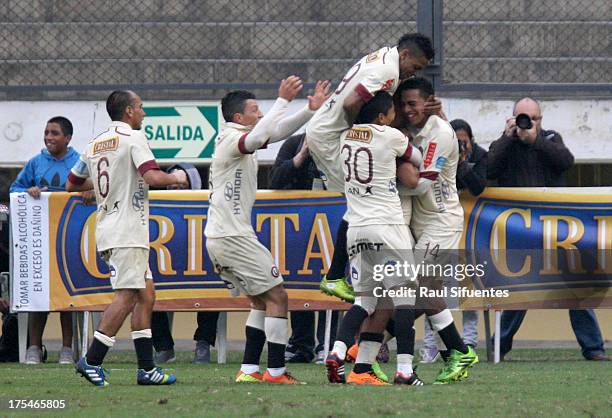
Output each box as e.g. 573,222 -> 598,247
515,113 -> 533,130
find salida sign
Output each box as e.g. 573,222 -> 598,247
143,102 -> 221,162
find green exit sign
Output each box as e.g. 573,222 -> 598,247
143,102 -> 221,162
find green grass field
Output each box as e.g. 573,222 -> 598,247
0,349 -> 610,417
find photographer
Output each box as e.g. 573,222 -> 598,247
488,97 -> 608,361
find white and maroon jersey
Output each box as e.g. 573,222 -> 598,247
410,115 -> 464,232
340,123 -> 414,226
306,46 -> 400,141
69,121 -> 159,251
204,122 -> 259,239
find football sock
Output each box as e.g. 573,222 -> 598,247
386,318 -> 396,337
86,331 -> 115,366
397,354 -> 414,375
336,305 -> 369,350
353,332 -> 383,374
265,316 -> 288,371
438,323 -> 468,354
394,309 -> 415,356
242,310 -> 266,372
326,219 -> 349,279
331,341 -> 348,360
132,329 -> 155,370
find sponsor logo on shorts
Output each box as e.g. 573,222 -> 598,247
423,142 -> 437,169
351,265 -> 360,282
348,240 -> 384,257
271,266 -> 280,278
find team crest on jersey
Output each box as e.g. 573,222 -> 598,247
345,127 -> 372,143
423,143 -> 437,169
381,79 -> 394,91
93,137 -> 119,154
366,51 -> 380,63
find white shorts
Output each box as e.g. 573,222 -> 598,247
206,236 -> 284,296
412,228 -> 462,267
347,224 -> 416,303
305,133 -> 344,192
100,247 -> 153,290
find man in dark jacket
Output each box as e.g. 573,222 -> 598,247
488,97 -> 608,361
454,119 -> 488,196
269,134 -> 338,363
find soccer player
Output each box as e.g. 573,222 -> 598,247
306,33 -> 436,303
326,92 -> 424,385
396,77 -> 479,384
67,90 -> 188,387
205,77 -> 330,384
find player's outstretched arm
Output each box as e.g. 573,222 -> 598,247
268,80 -> 331,142
239,76 -> 303,153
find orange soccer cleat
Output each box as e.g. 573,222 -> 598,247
347,370 -> 390,386
345,344 -> 359,363
262,371 -> 305,384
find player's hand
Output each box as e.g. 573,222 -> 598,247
504,117 -> 517,138
278,76 -> 303,102
307,80 -> 331,111
517,123 -> 537,144
293,140 -> 309,168
81,190 -> 96,205
172,169 -> 189,188
27,186 -> 47,199
424,96 -> 444,118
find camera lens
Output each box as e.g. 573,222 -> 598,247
515,113 -> 533,130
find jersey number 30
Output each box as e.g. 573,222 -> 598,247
342,144 -> 373,184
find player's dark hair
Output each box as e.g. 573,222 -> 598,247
47,116 -> 73,137
450,119 -> 474,141
397,33 -> 435,61
396,77 -> 435,100
355,91 -> 394,124
106,90 -> 135,121
222,90 -> 256,122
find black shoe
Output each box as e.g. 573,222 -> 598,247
394,368 -> 425,386
287,350 -> 314,363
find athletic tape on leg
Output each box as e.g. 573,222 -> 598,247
131,329 -> 152,339
94,331 -> 116,347
264,317 -> 288,345
246,309 -> 266,330
354,296 -> 377,315
428,309 -> 454,331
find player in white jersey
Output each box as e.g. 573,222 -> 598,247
67,91 -> 187,387
396,78 -> 478,384
325,92 -> 426,385
205,77 -> 330,384
307,34 -> 437,302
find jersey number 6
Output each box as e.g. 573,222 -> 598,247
97,157 -> 110,198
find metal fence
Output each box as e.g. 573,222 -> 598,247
0,0 -> 610,95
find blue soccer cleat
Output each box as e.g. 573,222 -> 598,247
76,357 -> 110,387
137,367 -> 177,385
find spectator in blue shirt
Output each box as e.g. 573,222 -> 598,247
10,116 -> 88,364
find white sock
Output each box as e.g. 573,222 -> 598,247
240,364 -> 259,375
355,341 -> 381,365
331,341 -> 348,360
266,367 -> 286,377
397,354 -> 414,375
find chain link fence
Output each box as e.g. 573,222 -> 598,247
0,0 -> 610,94
443,0 -> 611,85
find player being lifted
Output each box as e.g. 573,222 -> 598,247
326,92 -> 424,385
205,77 -> 330,384
306,33 -> 438,303
67,91 -> 188,387
397,77 -> 478,384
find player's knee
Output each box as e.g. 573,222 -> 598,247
354,296 -> 377,316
